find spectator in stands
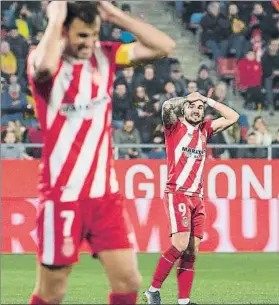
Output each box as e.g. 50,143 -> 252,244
158,80 -> 178,122
251,116 -> 273,146
250,29 -> 264,62
170,68 -> 187,96
212,81 -> 230,105
160,81 -> 177,103
186,80 -> 198,95
1,84 -> 27,125
120,4 -> 136,43
268,18 -> 279,41
237,132 -> 267,159
112,81 -> 130,129
148,135 -> 166,159
5,120 -> 20,139
262,38 -> 279,115
249,3 -> 274,42
147,123 -> 166,159
15,4 -> 33,40
200,2 -> 231,61
1,130 -> 32,160
227,3 -> 249,59
5,120 -> 29,143
9,74 -> 19,86
113,120 -> 142,159
1,77 -> 7,93
119,66 -> 137,95
237,50 -> 262,89
139,65 -> 162,100
272,129 -> 279,158
222,122 -> 242,158
30,0 -> 48,35
237,50 -> 263,109
133,85 -> 157,143
110,26 -> 122,42
133,85 -> 150,117
6,26 -> 29,87
4,3 -> 33,38
1,23 -> 8,40
228,4 -> 246,33
1,41 -> 17,80
197,65 -> 214,96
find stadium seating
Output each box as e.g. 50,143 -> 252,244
1,0 -> 279,159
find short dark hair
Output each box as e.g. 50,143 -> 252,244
248,132 -> 256,137
121,4 -> 131,12
64,1 -> 99,28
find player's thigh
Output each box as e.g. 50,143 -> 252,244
164,192 -> 192,235
98,248 -> 141,292
87,193 -> 134,256
171,231 -> 191,252
191,198 -> 206,240
37,199 -> 82,266
34,263 -> 72,301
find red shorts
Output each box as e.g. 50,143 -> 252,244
163,192 -> 206,239
37,193 -> 133,266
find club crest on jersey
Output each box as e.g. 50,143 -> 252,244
59,94 -> 110,119
62,237 -> 75,257
182,216 -> 188,227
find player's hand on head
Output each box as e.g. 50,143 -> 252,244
97,1 -> 120,22
47,1 -> 67,25
186,92 -> 205,103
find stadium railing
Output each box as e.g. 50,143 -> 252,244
2,143 -> 279,159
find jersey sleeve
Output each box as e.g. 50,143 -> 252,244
164,120 -> 180,137
100,41 -> 135,65
204,120 -> 214,140
27,48 -> 62,103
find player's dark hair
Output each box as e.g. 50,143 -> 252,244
64,1 -> 99,28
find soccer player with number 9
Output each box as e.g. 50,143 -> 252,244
144,91 -> 239,304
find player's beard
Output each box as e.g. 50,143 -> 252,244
185,113 -> 205,126
64,44 -> 94,59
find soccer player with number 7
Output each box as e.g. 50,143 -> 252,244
27,1 -> 175,304
144,89 -> 239,304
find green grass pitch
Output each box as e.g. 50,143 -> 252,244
2,253 -> 279,304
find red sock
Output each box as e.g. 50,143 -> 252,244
109,292 -> 137,304
29,295 -> 50,304
151,246 -> 182,289
177,254 -> 196,301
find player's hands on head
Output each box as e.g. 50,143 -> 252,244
186,92 -> 206,103
47,1 -> 67,25
97,1 -> 120,22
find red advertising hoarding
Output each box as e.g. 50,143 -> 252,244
2,160 -> 279,253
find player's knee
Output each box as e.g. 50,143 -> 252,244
34,265 -> 70,303
112,269 -> 142,292
184,246 -> 199,258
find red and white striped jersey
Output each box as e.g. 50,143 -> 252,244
164,119 -> 213,197
28,42 -> 126,202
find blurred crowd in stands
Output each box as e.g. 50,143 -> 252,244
178,1 -> 279,114
1,1 -> 279,159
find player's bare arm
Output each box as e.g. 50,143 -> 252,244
29,1 -> 67,81
98,1 -> 176,62
162,97 -> 185,128
194,92 -> 240,133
